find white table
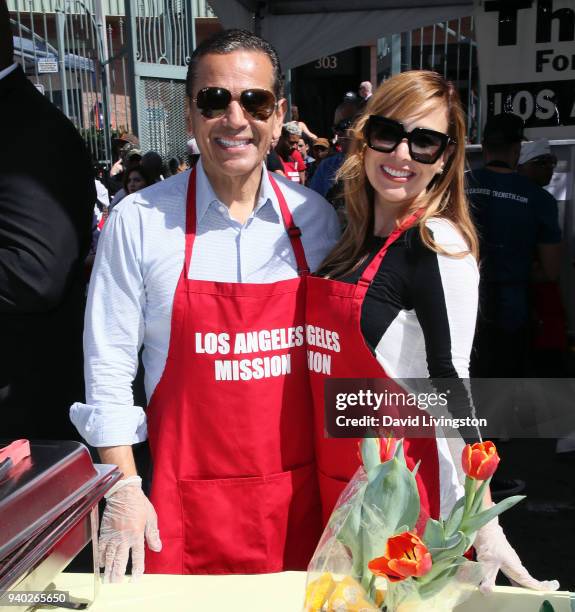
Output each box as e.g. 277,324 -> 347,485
52,572 -> 573,612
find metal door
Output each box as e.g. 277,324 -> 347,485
126,1 -> 215,159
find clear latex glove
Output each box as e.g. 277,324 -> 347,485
99,476 -> 162,583
474,514 -> 559,594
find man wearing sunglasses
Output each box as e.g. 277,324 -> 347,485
71,29 -> 339,579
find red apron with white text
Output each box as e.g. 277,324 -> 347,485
306,212 -> 441,529
145,169 -> 322,574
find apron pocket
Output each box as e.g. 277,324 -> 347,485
178,463 -> 316,574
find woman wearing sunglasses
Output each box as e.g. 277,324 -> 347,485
306,70 -> 558,592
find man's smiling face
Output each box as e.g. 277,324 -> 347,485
189,50 -> 286,184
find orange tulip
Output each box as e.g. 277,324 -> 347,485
357,437 -> 396,465
368,531 -> 432,583
461,441 -> 500,480
380,434 -> 397,462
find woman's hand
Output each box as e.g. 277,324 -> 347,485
474,514 -> 559,593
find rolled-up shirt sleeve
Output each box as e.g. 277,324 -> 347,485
70,198 -> 147,446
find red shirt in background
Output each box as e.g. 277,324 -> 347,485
279,150 -> 306,183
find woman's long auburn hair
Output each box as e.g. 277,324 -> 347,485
318,70 -> 479,279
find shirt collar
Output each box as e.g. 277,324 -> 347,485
195,157 -> 279,223
0,63 -> 18,82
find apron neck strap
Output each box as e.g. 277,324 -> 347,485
267,172 -> 310,276
184,168 -> 310,279
184,168 -> 198,280
355,207 -> 425,298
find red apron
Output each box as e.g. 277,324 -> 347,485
145,169 -> 322,574
306,212 -> 441,529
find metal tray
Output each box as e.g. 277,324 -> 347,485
0,441 -> 120,577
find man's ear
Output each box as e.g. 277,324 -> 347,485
273,98 -> 288,141
185,97 -> 194,136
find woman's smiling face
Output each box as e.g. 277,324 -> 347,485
364,104 -> 450,212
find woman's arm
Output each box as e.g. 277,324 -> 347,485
298,121 -> 318,141
411,220 -> 479,427
411,219 -> 479,379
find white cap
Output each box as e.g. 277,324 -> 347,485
518,139 -> 551,165
187,137 -> 200,155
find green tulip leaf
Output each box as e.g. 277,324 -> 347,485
442,531 -> 464,550
417,564 -> 460,598
334,478 -> 369,577
417,557 -> 466,597
383,577 -> 419,611
423,518 -> 445,550
428,531 -> 470,565
461,495 -> 525,534
361,471 -> 419,559
469,478 -> 492,516
358,445 -> 421,588
444,496 -> 466,537
463,476 -> 476,513
393,438 -> 406,459
361,437 -> 382,474
336,456 -> 398,582
411,459 -> 421,478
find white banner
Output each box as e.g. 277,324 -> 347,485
474,0 -> 575,139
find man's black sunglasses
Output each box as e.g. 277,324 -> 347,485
364,115 -> 454,164
192,87 -> 277,120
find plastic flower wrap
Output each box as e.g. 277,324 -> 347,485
304,438 -> 524,611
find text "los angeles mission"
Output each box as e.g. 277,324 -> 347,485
195,325 -> 339,381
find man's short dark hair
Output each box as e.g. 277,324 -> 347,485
186,29 -> 284,100
0,0 -> 14,68
482,113 -> 524,149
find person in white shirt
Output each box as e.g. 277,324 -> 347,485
70,29 -> 339,581
359,80 -> 373,103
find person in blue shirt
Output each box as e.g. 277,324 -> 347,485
309,149 -> 345,198
309,118 -> 355,228
466,114 -> 562,379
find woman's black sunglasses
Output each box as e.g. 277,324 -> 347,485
364,115 -> 454,164
193,87 -> 277,121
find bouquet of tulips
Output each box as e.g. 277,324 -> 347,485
304,438 -> 523,611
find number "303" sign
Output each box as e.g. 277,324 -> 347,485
314,56 -> 338,70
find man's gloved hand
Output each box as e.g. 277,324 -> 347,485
474,514 -> 559,594
99,476 -> 162,583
